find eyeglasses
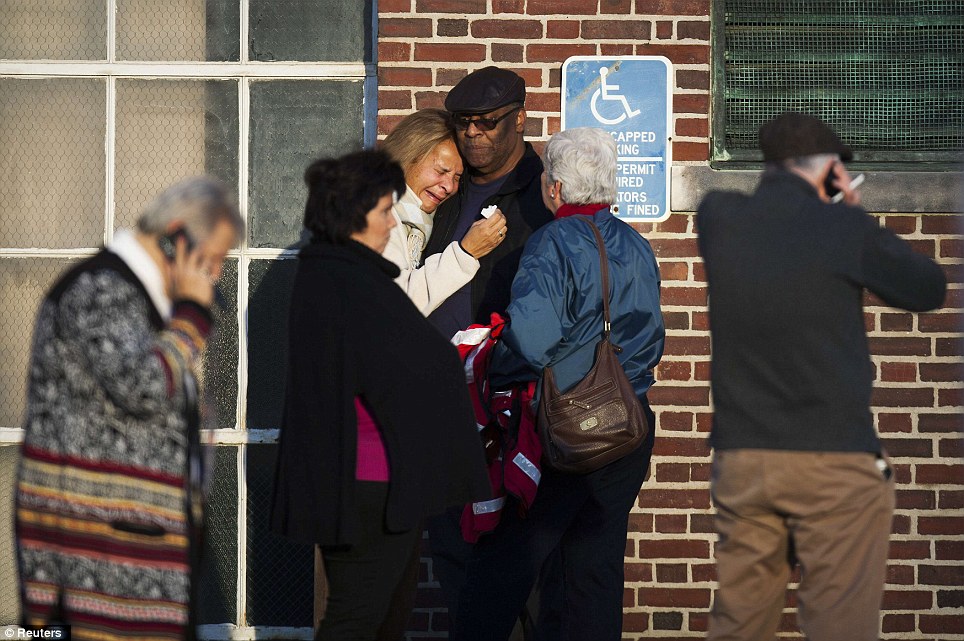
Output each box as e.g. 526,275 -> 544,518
454,106 -> 521,132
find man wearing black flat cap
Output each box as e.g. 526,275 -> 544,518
420,66 -> 555,638
697,112 -> 946,641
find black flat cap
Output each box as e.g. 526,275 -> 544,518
759,112 -> 853,162
445,66 -> 526,114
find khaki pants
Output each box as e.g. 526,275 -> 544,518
708,449 -> 895,641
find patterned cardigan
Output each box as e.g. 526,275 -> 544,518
16,250 -> 211,641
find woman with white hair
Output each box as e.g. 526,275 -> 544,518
453,127 -> 666,641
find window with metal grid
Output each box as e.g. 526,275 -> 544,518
712,0 -> 964,166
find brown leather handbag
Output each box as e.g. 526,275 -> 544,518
537,217 -> 649,474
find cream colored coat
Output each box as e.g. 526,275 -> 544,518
382,185 -> 479,316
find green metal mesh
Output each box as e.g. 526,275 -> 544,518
717,0 -> 964,163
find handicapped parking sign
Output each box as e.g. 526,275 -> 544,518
562,56 -> 672,222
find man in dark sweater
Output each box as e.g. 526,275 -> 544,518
697,113 -> 946,641
421,66 -> 554,636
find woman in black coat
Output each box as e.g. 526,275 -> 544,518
270,150 -> 490,640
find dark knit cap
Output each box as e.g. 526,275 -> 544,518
759,112 -> 853,162
444,66 -> 526,114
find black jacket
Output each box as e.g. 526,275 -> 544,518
422,142 -> 553,321
697,170 -> 946,453
270,240 -> 490,546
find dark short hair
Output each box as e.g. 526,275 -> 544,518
303,150 -> 405,244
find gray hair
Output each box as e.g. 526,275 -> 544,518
137,176 -> 244,241
767,153 -> 838,178
543,127 -> 617,205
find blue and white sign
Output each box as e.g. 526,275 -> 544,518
562,56 -> 672,222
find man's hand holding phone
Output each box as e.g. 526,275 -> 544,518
164,229 -> 216,308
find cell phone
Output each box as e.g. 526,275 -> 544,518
824,170 -> 841,200
830,173 -> 865,204
158,228 -> 195,261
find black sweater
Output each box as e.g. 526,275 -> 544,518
697,171 -> 946,452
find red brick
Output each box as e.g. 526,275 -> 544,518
676,117 -> 708,137
881,589 -> 933,609
871,387 -> 934,407
583,20 -> 652,40
380,0 -> 412,10
895,489 -> 936,510
663,336 -> 709,356
921,362 -> 964,381
622,611 -> 650,632
886,564 -> 915,585
942,262 -> 964,282
655,514 -> 688,533
378,41 -> 411,62
527,43 -> 596,62
937,540 -> 964,560
377,114 -> 405,136
414,43 -> 485,62
436,68 -> 467,87
659,411 -> 695,431
638,587 -> 711,608
661,286 -> 708,306
637,489 -> 711,509
656,20 -> 674,39
888,540 -> 931,560
938,589 -> 964,607
919,516 -> 964,535
876,412 -> 912,433
601,0 -> 633,13
882,613 -> 915,633
647,385 -> 710,408
413,91 -> 446,109
868,336 -> 933,356
883,215 -> 917,234
656,462 -> 691,482
658,261 -> 690,281
492,43 -> 524,63
879,362 -> 917,382
472,19 -> 543,39
524,91 -> 560,112
941,238 -> 964,258
880,437 -> 932,458
650,237 -> 698,257
523,117 -> 543,138
546,19 -> 580,39
921,614 -> 964,634
493,0 -> 525,12
636,0 -> 709,15
378,66 -> 433,87
696,412 -> 713,432
675,140 -> 709,161
691,562 -> 716,582
601,43 -> 636,56
652,435 -> 711,456
907,238 -> 937,256
673,92 -> 710,115
656,563 -> 688,582
693,263 -> 707,282
922,214 -> 964,234
917,463 -> 964,485
624,562 -> 653,581
919,564 -> 964,586
416,0 -> 484,11
880,312 -> 913,331
678,19 -> 710,40
379,17 -> 432,37
437,19 -> 468,37
919,412 -> 964,432
939,387 -> 964,406
657,360 -> 692,381
379,89 -> 413,110
892,513 -> 911,534
676,69 -> 709,90
936,336 -> 963,356
528,0 -> 598,14
629,512 -> 654,533
637,43 -> 709,65
940,490 -> 964,509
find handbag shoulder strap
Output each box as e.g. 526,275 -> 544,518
575,215 -> 611,340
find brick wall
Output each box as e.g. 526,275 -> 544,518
376,2 -> 964,639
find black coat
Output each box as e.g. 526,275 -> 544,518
421,142 -> 554,322
270,240 -> 491,546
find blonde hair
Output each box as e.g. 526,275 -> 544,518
381,109 -> 458,172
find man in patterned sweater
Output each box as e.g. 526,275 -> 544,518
15,177 -> 243,641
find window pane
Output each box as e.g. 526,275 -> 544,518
246,258 -> 296,430
0,258 -> 78,427
248,80 -> 365,248
245,444 -> 313,626
718,0 -> 964,163
196,446 -> 239,624
116,0 -> 240,61
249,0 -> 371,62
0,0 -> 106,60
0,79 -> 106,249
114,79 -> 239,233
204,258 -> 239,430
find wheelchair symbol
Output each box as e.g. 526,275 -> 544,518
590,67 -> 640,125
